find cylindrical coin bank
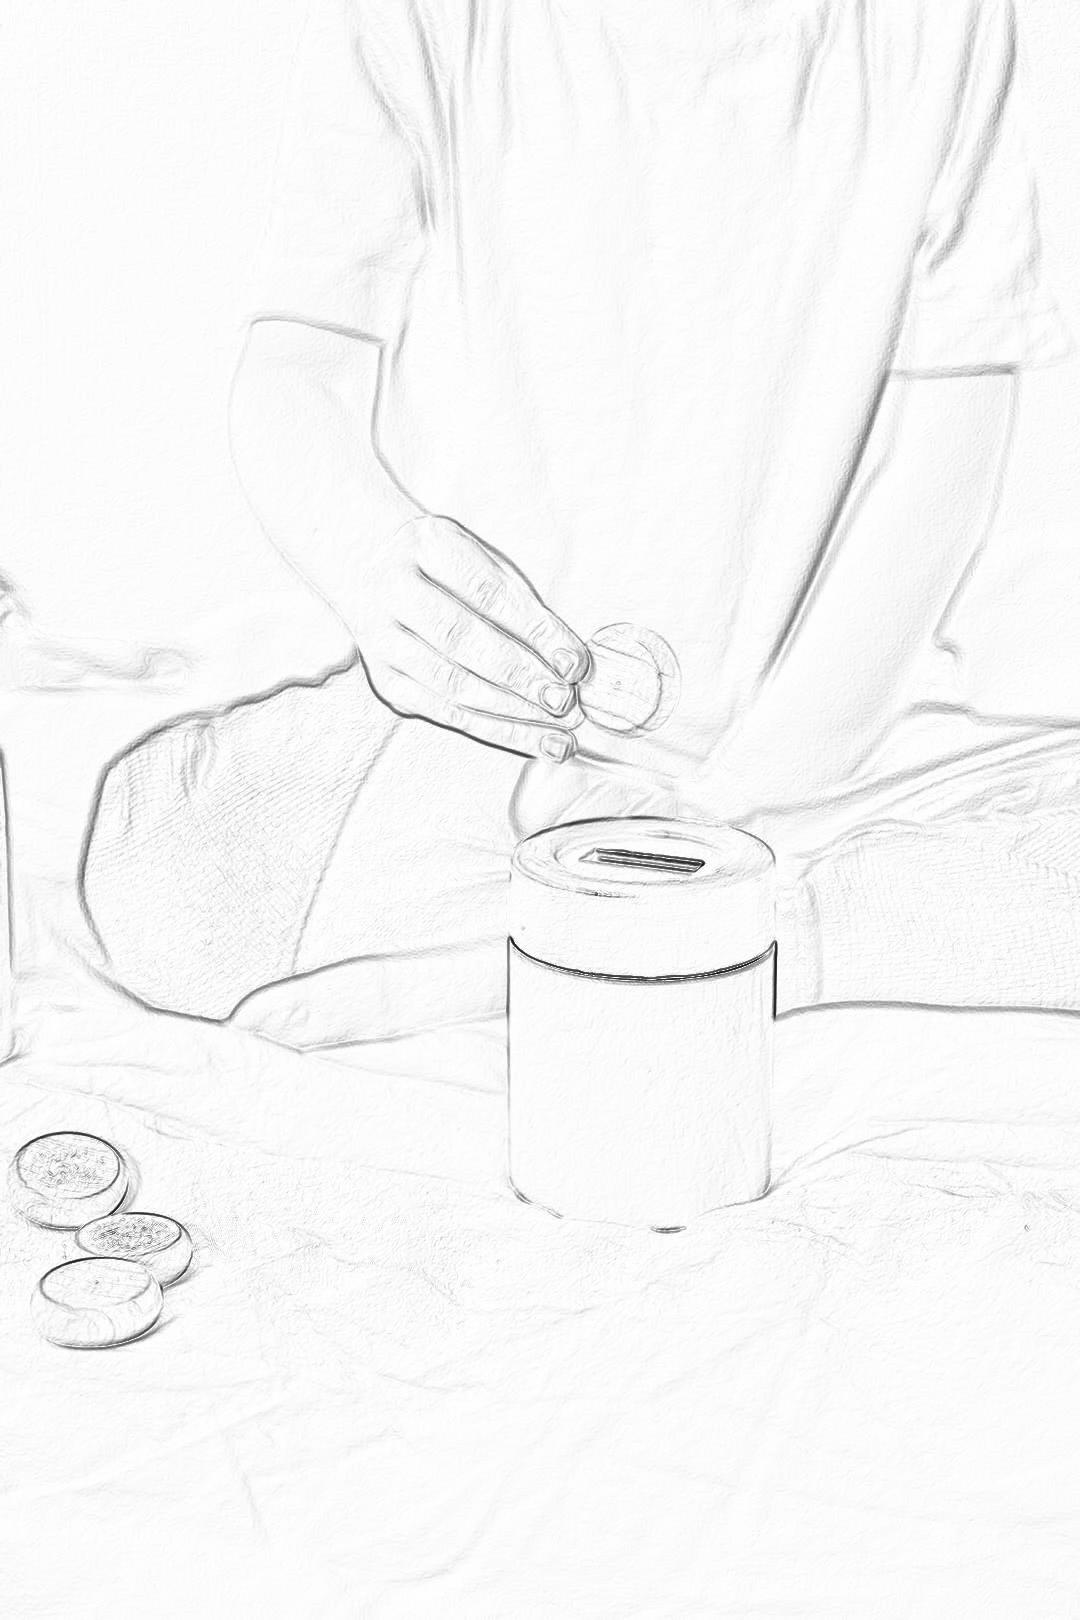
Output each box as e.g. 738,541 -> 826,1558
508,817 -> 776,1230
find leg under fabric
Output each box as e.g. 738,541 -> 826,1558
82,661 -> 1080,1034
294,706 -> 522,973
80,661 -> 399,1017
779,725 -> 1080,1010
232,713 -> 523,1045
254,721 -> 1080,1041
80,656 -> 523,1028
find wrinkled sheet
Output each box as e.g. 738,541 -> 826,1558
3,968 -> 1080,1619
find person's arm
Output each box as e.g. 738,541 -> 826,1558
231,0 -> 589,762
228,318 -> 418,634
228,317 -> 414,609
692,0 -> 1070,827
694,368 -> 1018,821
228,317 -> 588,760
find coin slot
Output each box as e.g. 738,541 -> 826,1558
588,846 -> 706,874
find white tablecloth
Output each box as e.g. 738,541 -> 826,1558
3,968 -> 1080,1619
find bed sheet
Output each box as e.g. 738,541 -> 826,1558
3,967 -> 1080,1619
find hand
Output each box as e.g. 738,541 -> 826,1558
353,512 -> 590,760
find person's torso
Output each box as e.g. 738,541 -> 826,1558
366,0 -> 974,762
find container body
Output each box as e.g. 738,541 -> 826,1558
508,939 -> 775,1229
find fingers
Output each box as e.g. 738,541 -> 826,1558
389,627 -> 583,727
375,666 -> 577,761
395,584 -> 579,718
412,517 -> 590,681
377,514 -> 588,756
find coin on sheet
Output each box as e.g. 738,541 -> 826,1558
76,1211 -> 193,1287
32,1257 -> 163,1349
8,1131 -> 128,1230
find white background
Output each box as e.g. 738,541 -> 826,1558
2,0 -> 1078,719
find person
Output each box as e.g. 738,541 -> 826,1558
81,0 -> 1079,1044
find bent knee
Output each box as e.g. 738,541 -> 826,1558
81,721 -> 252,1018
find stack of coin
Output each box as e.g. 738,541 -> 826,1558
8,1130 -> 195,1349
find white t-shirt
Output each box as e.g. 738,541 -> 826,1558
251,0 -> 1070,770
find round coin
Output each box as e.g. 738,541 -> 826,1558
76,1211 -> 193,1287
579,623 -> 681,735
9,1132 -> 127,1229
31,1257 -> 163,1349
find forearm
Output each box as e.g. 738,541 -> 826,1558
228,318 -> 421,638
699,371 -> 1019,820
228,317 -> 588,763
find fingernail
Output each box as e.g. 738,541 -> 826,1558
552,649 -> 584,680
540,733 -> 573,762
540,682 -> 573,715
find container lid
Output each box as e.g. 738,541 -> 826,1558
510,816 -> 775,977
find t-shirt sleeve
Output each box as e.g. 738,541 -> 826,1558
243,0 -> 429,343
892,0 -> 1073,374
